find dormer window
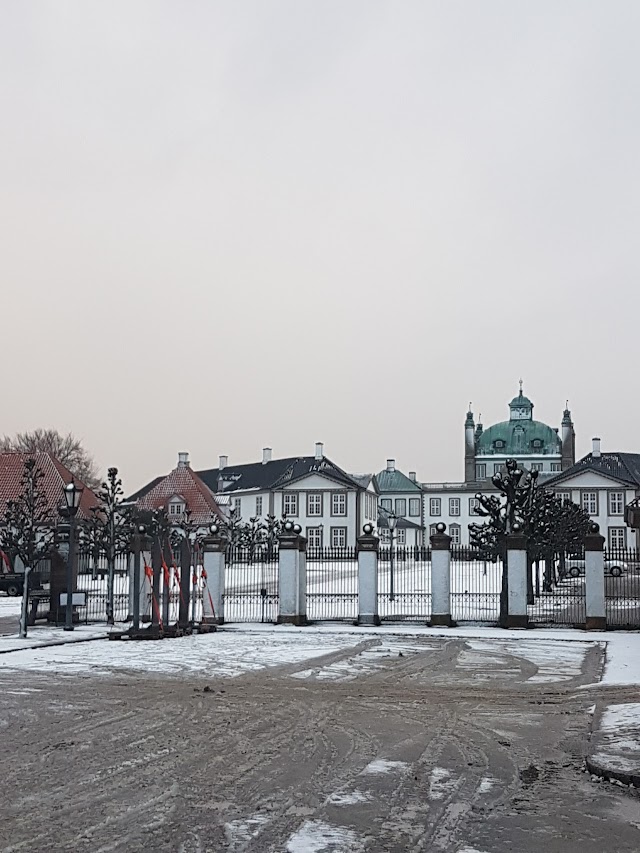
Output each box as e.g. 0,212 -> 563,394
494,440 -> 505,450
531,440 -> 543,451
168,495 -> 186,517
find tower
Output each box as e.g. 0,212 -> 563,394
464,405 -> 475,483
561,403 -> 575,470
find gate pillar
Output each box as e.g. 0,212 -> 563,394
505,529 -> 529,628
430,523 -> 453,626
357,524 -> 380,626
201,532 -> 226,625
277,523 -> 307,626
585,523 -> 606,630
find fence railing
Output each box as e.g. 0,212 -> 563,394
307,547 -> 357,621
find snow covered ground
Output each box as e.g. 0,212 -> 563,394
588,703 -> 640,784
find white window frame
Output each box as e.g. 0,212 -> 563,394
169,501 -> 185,516
581,491 -> 598,516
475,463 -> 487,480
331,492 -> 347,517
449,498 -> 460,517
233,497 -> 242,518
380,498 -> 392,512
307,526 -> 323,548
395,498 -> 407,517
469,498 -> 480,515
379,527 -> 390,543
283,493 -> 298,517
608,527 -> 626,549
609,492 -> 624,516
530,463 -> 543,472
330,526 -> 347,548
449,524 -> 461,545
255,496 -> 263,517
429,498 -> 441,517
409,498 -> 420,517
556,491 -> 571,504
307,493 -> 323,516
396,528 -> 406,545
550,462 -> 562,472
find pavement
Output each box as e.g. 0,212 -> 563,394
0,592 -> 639,795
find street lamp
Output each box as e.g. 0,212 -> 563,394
388,512 -> 398,602
62,479 -> 83,631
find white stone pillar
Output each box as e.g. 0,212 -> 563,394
201,536 -> 226,625
506,532 -> 529,628
430,523 -> 452,627
277,526 -> 307,626
357,525 -> 380,626
584,523 -> 606,630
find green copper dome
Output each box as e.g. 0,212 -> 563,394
476,419 -> 561,456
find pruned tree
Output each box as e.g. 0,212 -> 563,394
0,429 -> 100,491
84,467 -> 133,623
0,458 -> 53,571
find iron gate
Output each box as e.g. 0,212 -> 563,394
306,547 -> 358,621
450,548 -> 502,624
223,544 -> 279,623
604,547 -> 640,628
377,546 -> 431,621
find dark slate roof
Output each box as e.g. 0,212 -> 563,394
545,453 -> 640,488
195,455 -> 365,495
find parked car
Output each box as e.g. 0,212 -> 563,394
0,573 -> 24,596
562,558 -> 628,578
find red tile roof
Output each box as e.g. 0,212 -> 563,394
0,452 -> 101,521
134,464 -> 224,525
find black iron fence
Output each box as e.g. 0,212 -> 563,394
377,546 -> 431,621
527,553 -> 586,627
604,547 -> 640,628
306,547 -> 358,621
450,547 -> 502,624
223,544 -> 279,623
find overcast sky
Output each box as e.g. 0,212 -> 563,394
2,1 -> 639,492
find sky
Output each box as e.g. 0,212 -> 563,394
2,1 -> 639,493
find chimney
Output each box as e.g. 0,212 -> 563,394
219,455 -> 228,470
409,471 -> 416,482
386,459 -> 395,473
315,442 -> 323,460
177,452 -> 190,469
262,447 -> 272,465
592,437 -> 601,458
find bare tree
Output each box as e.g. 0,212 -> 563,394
0,429 -> 100,490
0,457 -> 53,571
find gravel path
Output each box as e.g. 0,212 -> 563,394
0,635 -> 638,852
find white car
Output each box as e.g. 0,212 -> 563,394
563,558 -> 628,578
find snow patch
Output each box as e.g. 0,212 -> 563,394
291,641 -> 434,682
326,790 -> 371,806
285,820 -> 364,852
478,777 -> 498,794
465,638 -> 591,683
361,759 -> 409,775
429,766 -> 458,800
224,814 -> 268,846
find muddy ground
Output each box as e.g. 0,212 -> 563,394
0,635 -> 639,852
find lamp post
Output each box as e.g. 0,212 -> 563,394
388,512 -> 398,602
189,531 -> 198,626
62,479 -> 83,632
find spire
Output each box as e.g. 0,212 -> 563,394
465,403 -> 474,428
519,378 -> 523,394
475,415 -> 483,438
562,399 -> 572,425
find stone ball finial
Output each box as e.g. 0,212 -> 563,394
137,524 -> 146,534
435,522 -> 446,534
293,523 -> 302,535
511,521 -> 522,533
284,520 -> 294,532
363,523 -> 373,535
589,521 -> 600,534
209,523 -> 219,535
